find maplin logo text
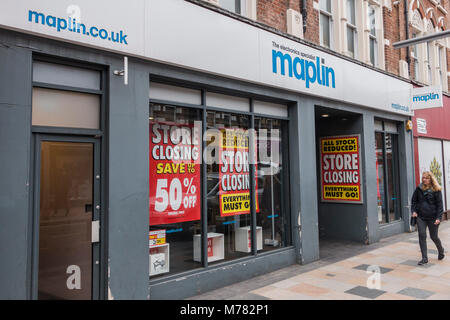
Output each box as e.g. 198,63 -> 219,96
272,50 -> 336,89
413,93 -> 440,102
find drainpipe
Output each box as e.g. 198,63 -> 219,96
404,0 -> 411,69
301,0 -> 307,35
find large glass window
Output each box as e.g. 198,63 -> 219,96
375,121 -> 401,224
206,111 -> 252,263
255,118 -> 288,251
148,83 -> 291,279
149,104 -> 203,277
320,0 -> 332,48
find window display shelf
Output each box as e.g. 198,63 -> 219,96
235,226 -> 262,253
193,233 -> 224,263
149,243 -> 170,276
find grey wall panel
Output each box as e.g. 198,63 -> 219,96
362,113 -> 380,244
288,102 -> 302,264
0,45 -> 32,299
297,100 -> 320,263
107,59 -> 150,300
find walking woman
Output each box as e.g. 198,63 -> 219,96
411,171 -> 445,265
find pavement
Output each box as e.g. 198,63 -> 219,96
188,220 -> 450,300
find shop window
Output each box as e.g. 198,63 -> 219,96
206,111 -> 253,262
149,104 -> 203,277
255,117 -> 289,251
375,121 -> 401,224
149,82 -> 291,278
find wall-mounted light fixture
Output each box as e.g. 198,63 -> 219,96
113,56 -> 128,85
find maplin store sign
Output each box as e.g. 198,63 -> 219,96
411,85 -> 443,110
0,0 -> 412,115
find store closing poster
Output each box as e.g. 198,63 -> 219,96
219,129 -> 259,216
149,121 -> 201,225
320,135 -> 362,203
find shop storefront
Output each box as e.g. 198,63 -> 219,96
0,0 -> 415,300
413,92 -> 450,218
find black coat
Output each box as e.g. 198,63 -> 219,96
411,186 -> 443,221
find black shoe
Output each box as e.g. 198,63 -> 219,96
418,258 -> 428,265
438,252 -> 445,260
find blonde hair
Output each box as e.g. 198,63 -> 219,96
422,171 -> 442,192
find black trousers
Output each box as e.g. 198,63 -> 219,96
417,217 -> 444,259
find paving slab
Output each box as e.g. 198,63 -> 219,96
188,221 -> 450,300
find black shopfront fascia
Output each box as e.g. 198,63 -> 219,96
148,78 -> 292,283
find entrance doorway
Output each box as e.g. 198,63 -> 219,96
315,106 -> 367,250
34,135 -> 101,300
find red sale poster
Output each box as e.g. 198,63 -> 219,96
149,121 -> 201,225
219,128 -> 259,217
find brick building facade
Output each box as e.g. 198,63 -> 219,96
205,0 -> 450,92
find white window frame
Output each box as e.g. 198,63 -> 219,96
367,4 -> 377,66
436,42 -> 448,91
346,0 -> 358,58
319,0 -> 333,49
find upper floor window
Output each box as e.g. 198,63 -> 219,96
368,5 -> 377,65
320,0 -> 332,48
426,42 -> 433,84
220,0 -> 244,14
436,44 -> 447,91
412,33 -> 420,81
346,0 -> 357,58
